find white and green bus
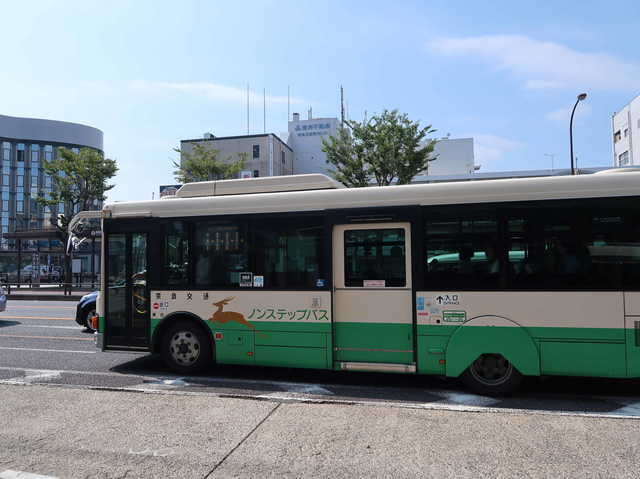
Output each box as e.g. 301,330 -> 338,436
70,170 -> 640,395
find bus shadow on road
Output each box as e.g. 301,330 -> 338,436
0,321 -> 21,328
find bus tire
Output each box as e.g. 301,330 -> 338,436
461,353 -> 523,396
162,321 -> 211,374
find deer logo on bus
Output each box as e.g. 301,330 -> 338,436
207,296 -> 266,339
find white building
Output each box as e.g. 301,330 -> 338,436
285,112 -> 476,177
417,136 -> 476,176
612,94 -> 640,167
285,113 -> 341,175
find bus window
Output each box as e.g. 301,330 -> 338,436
195,220 -> 247,287
250,216 -> 325,289
344,228 -> 406,287
161,221 -> 189,286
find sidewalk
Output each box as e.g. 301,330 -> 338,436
1,384 -> 639,478
3,284 -> 89,301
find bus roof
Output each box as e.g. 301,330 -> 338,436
105,170 -> 640,219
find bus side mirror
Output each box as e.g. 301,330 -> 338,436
66,234 -> 75,256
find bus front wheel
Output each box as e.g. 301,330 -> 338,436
461,353 -> 523,396
162,321 -> 211,374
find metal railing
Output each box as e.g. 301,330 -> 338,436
2,273 -> 99,295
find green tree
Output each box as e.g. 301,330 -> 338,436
36,147 -> 118,283
319,121 -> 373,187
321,108 -> 437,187
172,142 -> 247,183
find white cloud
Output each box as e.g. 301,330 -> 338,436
126,80 -> 310,106
427,34 -> 640,92
546,103 -> 593,123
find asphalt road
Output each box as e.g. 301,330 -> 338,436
2,300 -> 640,478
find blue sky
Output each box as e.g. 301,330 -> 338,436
1,0 -> 639,202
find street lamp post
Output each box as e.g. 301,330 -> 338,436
545,153 -> 559,175
569,93 -> 587,175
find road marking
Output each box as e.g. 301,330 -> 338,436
1,365 -> 639,420
0,470 -> 59,479
6,305 -> 75,309
0,334 -> 92,341
0,347 -> 96,354
0,316 -> 75,320
21,325 -> 82,330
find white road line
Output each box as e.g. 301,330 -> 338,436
3,370 -> 62,385
0,347 -> 96,354
0,470 -> 59,479
21,325 -> 82,330
0,366 -> 638,420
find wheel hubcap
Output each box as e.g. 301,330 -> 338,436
86,310 -> 96,331
169,331 -> 201,365
470,354 -> 513,386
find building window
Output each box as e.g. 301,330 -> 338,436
254,170 -> 259,178
17,144 -> 25,162
638,119 -> 640,129
281,151 -> 285,163
619,151 -> 629,166
253,145 -> 259,158
614,131 -> 621,143
1,201 -> 7,212
624,129 -> 628,138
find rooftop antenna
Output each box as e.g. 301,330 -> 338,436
288,85 -> 290,122
341,86 -> 345,127
247,84 -> 249,135
308,107 -> 312,120
263,88 -> 266,134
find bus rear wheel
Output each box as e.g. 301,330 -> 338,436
162,321 -> 211,374
461,353 -> 523,396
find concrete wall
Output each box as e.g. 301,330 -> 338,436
181,134 -> 293,178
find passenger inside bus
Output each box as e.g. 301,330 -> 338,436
458,245 -> 474,274
483,242 -> 500,274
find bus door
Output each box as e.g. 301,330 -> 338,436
104,231 -> 149,350
332,223 -> 414,371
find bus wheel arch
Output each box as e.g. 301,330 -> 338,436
153,313 -> 215,373
445,316 -> 539,394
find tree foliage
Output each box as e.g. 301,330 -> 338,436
321,108 -> 437,187
172,143 -> 247,183
36,147 -> 118,282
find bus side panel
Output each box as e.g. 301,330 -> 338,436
625,292 -> 640,378
150,290 -> 332,368
416,292 -> 626,379
416,335 -> 449,375
215,330 -> 256,366
540,341 -> 626,377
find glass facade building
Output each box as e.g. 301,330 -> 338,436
0,114 -> 104,275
